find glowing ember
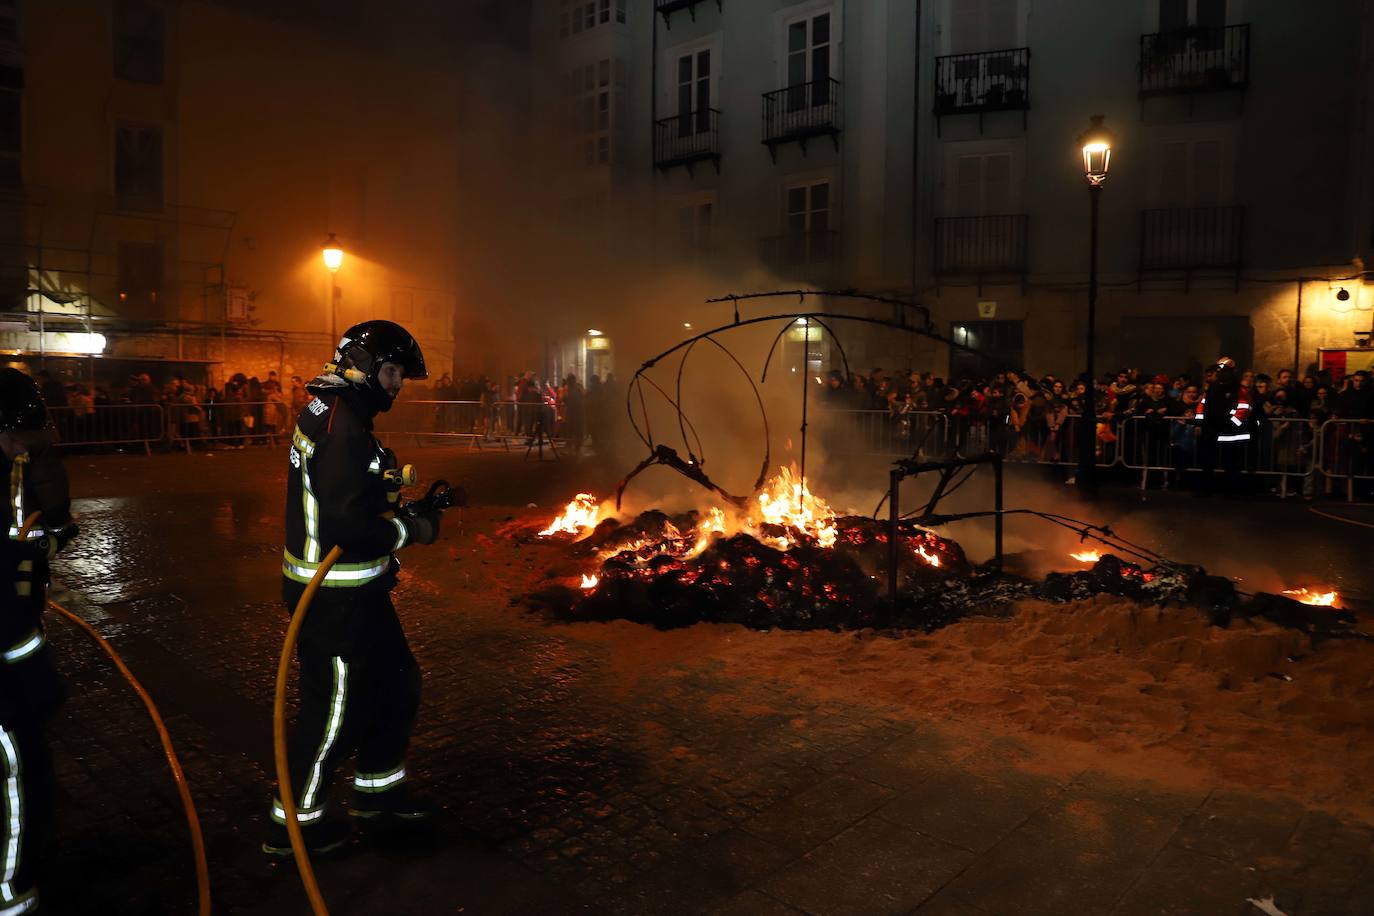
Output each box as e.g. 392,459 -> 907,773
1070,550 -> 1102,563
1281,588 -> 1339,607
749,466 -> 837,549
580,573 -> 599,590
916,543 -> 942,567
539,493 -> 600,537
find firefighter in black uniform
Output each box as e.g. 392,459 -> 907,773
0,368 -> 78,914
265,321 -> 444,857
1195,356 -> 1252,496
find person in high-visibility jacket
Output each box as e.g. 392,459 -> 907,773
265,321 -> 442,858
0,368 -> 78,915
1195,356 -> 1251,495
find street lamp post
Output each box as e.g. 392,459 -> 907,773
322,233 -> 344,342
1077,116 -> 1114,494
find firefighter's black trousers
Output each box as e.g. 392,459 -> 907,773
1,645 -> 62,915
277,588 -> 421,822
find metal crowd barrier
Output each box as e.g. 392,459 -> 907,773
162,400 -> 292,451
1315,419 -> 1373,502
815,409 -> 1104,467
1114,415 -> 1319,496
48,404 -> 166,453
373,400 -> 570,451
815,409 -> 1371,500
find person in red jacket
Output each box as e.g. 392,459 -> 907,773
1194,356 -> 1251,495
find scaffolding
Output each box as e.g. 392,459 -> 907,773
0,184 -> 236,381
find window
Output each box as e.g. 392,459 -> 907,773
676,49 -> 711,134
1156,138 -> 1226,207
113,0 -> 164,84
952,152 -> 1012,215
116,240 -> 162,310
677,199 -> 714,252
949,0 -> 1017,53
1159,0 -> 1226,32
0,90 -> 19,189
1158,0 -> 1227,52
114,123 -> 162,211
785,10 -> 832,110
561,0 -> 622,37
784,180 -> 833,262
787,180 -> 830,236
564,57 -> 625,168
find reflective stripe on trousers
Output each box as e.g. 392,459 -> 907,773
300,657 -> 349,811
0,632 -> 43,665
0,725 -> 28,911
354,765 -> 406,793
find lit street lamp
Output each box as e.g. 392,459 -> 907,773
1076,115 -> 1114,494
323,232 -> 344,342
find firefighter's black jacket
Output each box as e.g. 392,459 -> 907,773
282,379 -> 406,604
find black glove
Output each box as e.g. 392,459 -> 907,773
401,509 -> 441,546
31,522 -> 78,560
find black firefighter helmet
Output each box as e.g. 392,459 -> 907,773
330,320 -> 428,413
1212,355 -> 1238,384
0,368 -> 47,432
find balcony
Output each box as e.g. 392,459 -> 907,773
654,108 -> 720,174
1139,24 -> 1249,98
1139,206 -> 1244,278
656,0 -> 719,28
934,47 -> 1029,132
933,215 -> 1028,279
760,230 -> 840,279
762,79 -> 841,160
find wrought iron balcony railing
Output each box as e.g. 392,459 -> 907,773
654,108 -> 720,172
934,48 -> 1030,116
656,0 -> 719,26
933,215 -> 1028,276
760,230 -> 840,273
1139,206 -> 1244,271
762,78 -> 841,153
1139,24 -> 1249,97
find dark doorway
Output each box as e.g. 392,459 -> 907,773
949,320 -> 1023,381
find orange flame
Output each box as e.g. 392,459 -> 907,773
539,493 -> 600,537
688,507 -> 728,558
1281,587 -> 1339,607
580,573 -> 599,590
1070,550 -> 1102,563
916,543 -> 942,567
749,466 -> 837,549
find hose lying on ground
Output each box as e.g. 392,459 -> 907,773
273,543 -> 343,916
21,513 -> 212,916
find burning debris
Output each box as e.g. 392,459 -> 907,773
1281,587 -> 1340,608
527,473 -> 1365,640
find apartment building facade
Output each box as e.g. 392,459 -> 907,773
5,0 -> 465,389
531,0 -> 1374,383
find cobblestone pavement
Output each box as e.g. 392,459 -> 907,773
30,449 -> 1374,914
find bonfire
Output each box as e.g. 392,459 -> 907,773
531,472 -> 1356,637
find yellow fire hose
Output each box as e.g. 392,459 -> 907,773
19,513 -> 212,916
273,543 -> 343,916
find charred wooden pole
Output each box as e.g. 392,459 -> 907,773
888,466 -> 900,604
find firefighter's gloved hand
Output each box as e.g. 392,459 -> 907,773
401,509 -> 441,546
31,522 -> 78,560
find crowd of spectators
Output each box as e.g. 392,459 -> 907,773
398,370 -> 622,454
817,362 -> 1374,488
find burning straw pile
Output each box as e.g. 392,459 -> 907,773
525,469 -> 1357,638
